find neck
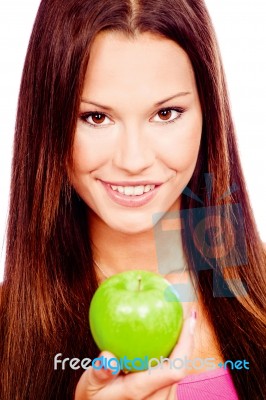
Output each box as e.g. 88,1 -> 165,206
88,210 -> 186,277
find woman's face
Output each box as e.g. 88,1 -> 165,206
70,32 -> 202,234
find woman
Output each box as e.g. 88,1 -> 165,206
0,0 -> 265,399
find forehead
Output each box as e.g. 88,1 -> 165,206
82,31 -> 196,104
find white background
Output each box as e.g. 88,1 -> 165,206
0,1 -> 266,281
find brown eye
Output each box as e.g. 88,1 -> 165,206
81,111 -> 112,127
91,113 -> 106,124
158,110 -> 172,120
152,108 -> 183,124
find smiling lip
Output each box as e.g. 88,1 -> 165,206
99,180 -> 162,207
101,180 -> 164,186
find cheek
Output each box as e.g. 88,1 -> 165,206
159,117 -> 202,171
72,130 -> 111,173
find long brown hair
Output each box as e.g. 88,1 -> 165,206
1,0 -> 265,398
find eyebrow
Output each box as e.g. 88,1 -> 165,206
81,91 -> 192,111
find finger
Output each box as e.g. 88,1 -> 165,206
74,351 -> 118,400
169,309 -> 196,360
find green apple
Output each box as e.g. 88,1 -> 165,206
89,270 -> 183,371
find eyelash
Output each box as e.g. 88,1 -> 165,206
79,107 -> 185,128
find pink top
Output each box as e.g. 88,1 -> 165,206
177,368 -> 239,399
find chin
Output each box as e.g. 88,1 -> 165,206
107,217 -> 156,235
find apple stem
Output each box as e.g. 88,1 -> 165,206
138,276 -> 142,291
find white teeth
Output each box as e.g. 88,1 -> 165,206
110,184 -> 156,196
124,186 -> 134,195
144,185 -> 151,192
134,186 -> 144,195
144,184 -> 155,192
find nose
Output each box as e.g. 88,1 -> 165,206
113,124 -> 154,174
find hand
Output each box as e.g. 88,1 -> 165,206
74,311 -> 196,400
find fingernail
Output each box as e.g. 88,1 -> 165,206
189,309 -> 197,335
191,310 -> 197,319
